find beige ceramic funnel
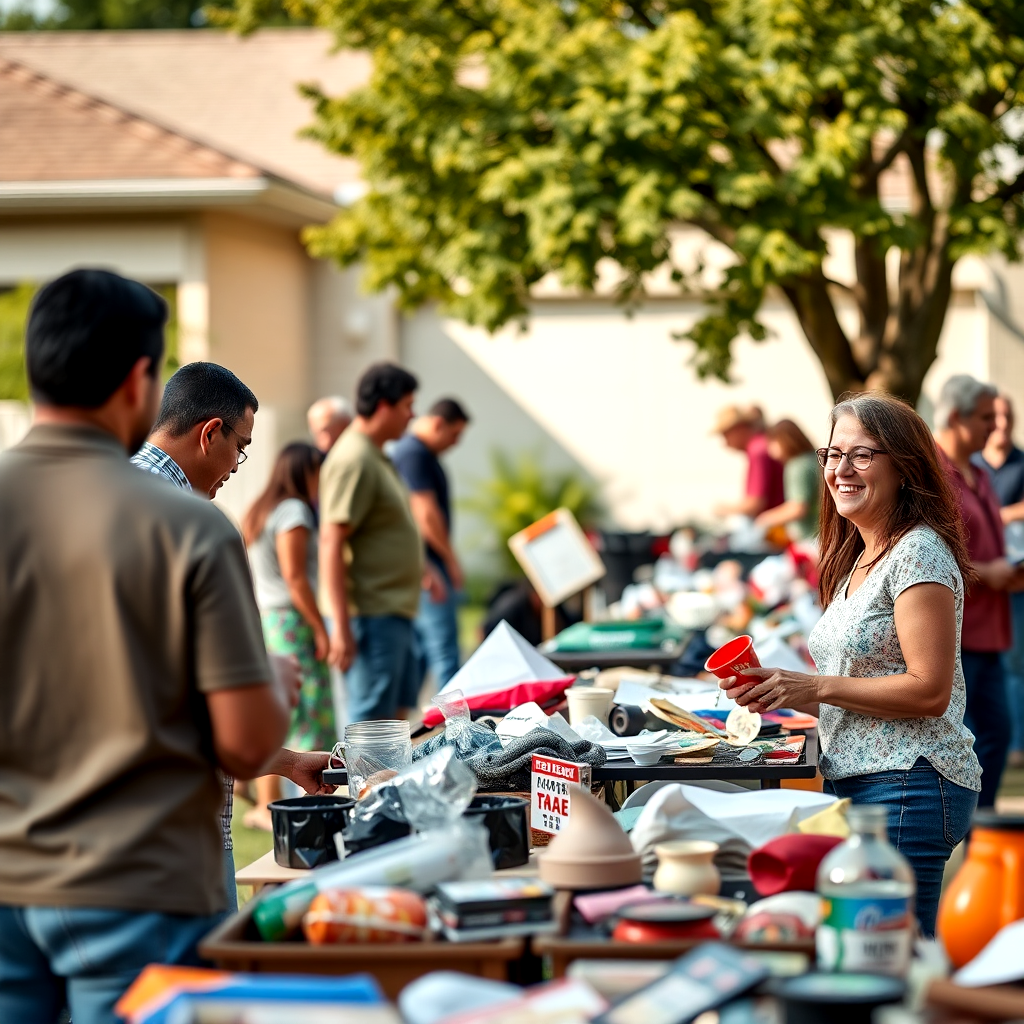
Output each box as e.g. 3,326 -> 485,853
538,788 -> 642,890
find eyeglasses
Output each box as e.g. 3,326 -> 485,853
222,422 -> 250,465
815,446 -> 888,471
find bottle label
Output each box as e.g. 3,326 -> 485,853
816,895 -> 912,974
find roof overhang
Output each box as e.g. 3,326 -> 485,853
0,176 -> 339,225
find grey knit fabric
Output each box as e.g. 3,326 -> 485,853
415,724 -> 606,791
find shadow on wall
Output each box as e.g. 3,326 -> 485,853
400,309 -> 599,580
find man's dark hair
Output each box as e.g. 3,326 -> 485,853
429,397 -> 471,424
355,362 -> 418,417
26,268 -> 167,408
153,362 -> 258,437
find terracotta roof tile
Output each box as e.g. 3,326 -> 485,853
0,29 -> 366,195
0,56 -> 262,181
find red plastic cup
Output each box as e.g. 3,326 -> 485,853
704,634 -> 761,680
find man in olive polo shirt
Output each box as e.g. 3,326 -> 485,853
0,270 -> 291,1024
321,362 -> 425,722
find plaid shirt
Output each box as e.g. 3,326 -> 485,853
130,441 -> 235,852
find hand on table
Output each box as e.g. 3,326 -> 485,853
720,667 -> 818,714
274,749 -> 336,795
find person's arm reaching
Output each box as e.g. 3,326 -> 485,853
277,525 -> 329,660
1001,500 -> 1024,524
408,490 -> 463,590
206,653 -> 295,779
754,499 -> 808,531
321,521 -> 356,671
719,581 -> 958,720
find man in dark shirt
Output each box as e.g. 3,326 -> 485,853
974,393 -> 1024,768
391,398 -> 470,687
936,376 -> 1024,806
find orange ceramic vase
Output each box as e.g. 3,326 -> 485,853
937,812 -> 1024,968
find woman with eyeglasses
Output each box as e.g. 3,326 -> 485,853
720,392 -> 980,936
241,442 -> 335,830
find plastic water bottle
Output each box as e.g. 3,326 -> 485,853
816,804 -> 916,976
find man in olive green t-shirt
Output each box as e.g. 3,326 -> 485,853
320,362 -> 427,722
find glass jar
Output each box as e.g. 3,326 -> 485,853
342,720 -> 413,795
816,804 -> 916,976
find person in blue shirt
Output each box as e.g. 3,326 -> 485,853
391,398 -> 470,688
973,393 -> 1024,768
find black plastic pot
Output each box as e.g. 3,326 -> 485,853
269,795 -> 355,869
463,795 -> 530,870
774,973 -> 905,1024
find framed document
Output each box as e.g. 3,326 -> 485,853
508,508 -> 606,607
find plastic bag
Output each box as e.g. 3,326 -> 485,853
414,688 -> 504,762
349,746 -> 477,834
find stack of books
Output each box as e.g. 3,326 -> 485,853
431,880 -> 557,942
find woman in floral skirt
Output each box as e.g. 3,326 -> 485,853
242,442 -> 334,829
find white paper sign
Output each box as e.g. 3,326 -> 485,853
530,755 -> 591,835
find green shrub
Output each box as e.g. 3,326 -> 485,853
462,449 -> 602,576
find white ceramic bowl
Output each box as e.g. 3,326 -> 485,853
629,749 -> 665,766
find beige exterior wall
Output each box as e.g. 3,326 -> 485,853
203,211 -> 312,520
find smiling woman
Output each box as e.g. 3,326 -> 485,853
723,392 -> 981,937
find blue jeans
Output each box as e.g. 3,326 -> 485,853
345,615 -> 423,722
824,758 -> 977,938
962,649 -> 1012,808
415,574 -> 461,690
1006,593 -> 1024,754
0,905 -> 225,1024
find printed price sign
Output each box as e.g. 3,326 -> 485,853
530,754 -> 591,835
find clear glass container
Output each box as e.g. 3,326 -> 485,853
343,720 -> 413,795
816,804 -> 916,975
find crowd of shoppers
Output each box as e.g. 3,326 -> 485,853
5,266 -> 1024,1017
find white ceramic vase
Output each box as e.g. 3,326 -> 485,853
652,840 -> 721,897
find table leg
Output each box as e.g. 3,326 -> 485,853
761,778 -> 781,790
602,780 -> 621,810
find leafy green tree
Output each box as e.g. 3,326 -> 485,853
0,0 -> 302,30
242,0 -> 1024,402
0,284 -> 34,402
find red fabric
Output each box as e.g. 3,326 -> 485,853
941,451 -> 1012,652
420,677 -> 576,729
748,833 -> 844,895
745,433 -> 785,511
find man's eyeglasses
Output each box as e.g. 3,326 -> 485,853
222,422 -> 250,465
815,446 -> 888,471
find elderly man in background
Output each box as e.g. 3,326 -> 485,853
713,404 -> 785,519
974,393 -> 1024,769
392,398 -> 471,688
308,396 -> 353,454
133,363 -> 334,910
936,375 -> 1024,807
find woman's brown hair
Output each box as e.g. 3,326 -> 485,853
242,442 -> 324,547
817,392 -> 974,607
768,418 -> 815,459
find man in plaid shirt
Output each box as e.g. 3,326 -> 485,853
133,362 -> 334,909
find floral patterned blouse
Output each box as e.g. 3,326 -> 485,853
807,525 -> 981,791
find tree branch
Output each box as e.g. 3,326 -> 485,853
859,125 -> 912,192
996,169 -> 1024,203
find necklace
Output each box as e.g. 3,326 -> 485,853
854,550 -> 885,573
